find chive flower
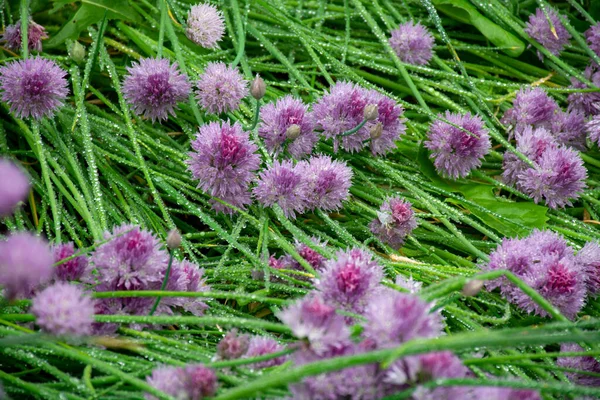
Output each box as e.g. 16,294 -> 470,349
369,197 -> 417,249
196,62 -> 248,114
186,3 -> 225,48
0,158 -> 30,216
1,20 -> 47,52
524,8 -> 571,56
53,242 -> 88,282
388,21 -> 435,65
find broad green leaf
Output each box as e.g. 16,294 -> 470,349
432,0 -> 525,57
46,0 -> 140,48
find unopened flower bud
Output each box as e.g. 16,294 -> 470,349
363,104 -> 379,121
370,122 -> 383,140
286,124 -> 301,141
166,229 -> 182,250
250,74 -> 266,100
461,279 -> 484,297
68,41 -> 86,64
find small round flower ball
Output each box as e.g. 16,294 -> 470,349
196,62 -> 248,114
425,111 -> 491,179
389,21 -> 434,65
557,343 -> 600,386
524,8 -> 571,56
502,126 -> 556,187
244,336 -> 286,368
577,241 -> 600,295
587,114 -> 600,147
122,57 -> 191,122
363,89 -> 406,155
0,232 -> 53,299
503,87 -> 558,128
53,242 -> 88,282
2,20 -> 48,52
187,121 -> 260,214
586,22 -> 600,57
217,329 -> 250,360
0,57 -> 68,120
145,366 -> 187,400
369,197 -> 417,249
31,282 -> 95,336
186,3 -> 225,48
253,160 -> 310,219
301,155 -> 353,212
0,158 -> 30,216
568,64 -> 600,116
258,95 -> 317,158
183,364 -> 218,399
550,109 -> 586,150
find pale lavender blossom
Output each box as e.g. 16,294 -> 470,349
389,21 -> 435,65
550,109 -> 587,150
277,293 -> 350,355
186,3 -> 225,48
53,242 -> 88,282
315,248 -> 383,314
122,57 -> 191,122
369,197 -> 417,249
301,155 -> 353,212
196,62 -> 248,114
88,224 -> 168,290
183,364 -> 217,399
253,160 -> 310,218
258,95 -> 317,158
31,282 -> 95,336
0,232 -> 53,299
363,288 -> 443,348
502,87 -> 558,129
145,366 -> 187,400
470,387 -> 541,400
425,111 -> 490,179
217,329 -> 250,360
163,260 -> 210,315
363,89 -> 406,155
92,285 -> 153,335
0,57 -> 68,119
568,64 -> 600,116
557,343 -> 600,386
586,22 -> 600,57
0,158 -> 30,216
244,336 -> 286,368
576,241 -> 600,295
187,121 -> 260,214
587,114 -> 600,146
395,274 -> 422,294
524,8 -> 571,56
1,20 -> 48,52
311,81 -> 370,153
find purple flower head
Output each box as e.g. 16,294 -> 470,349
0,232 -> 53,299
187,121 -> 260,214
484,237 -> 534,293
586,22 -> 600,57
470,387 -> 541,400
315,248 -> 383,313
369,197 -> 417,249
389,21 -> 435,65
587,114 -> 600,146
186,3 -> 225,48
311,81 -> 370,152
145,366 -> 187,400
122,57 -> 191,122
568,64 -> 600,116
88,224 -> 168,290
1,20 -> 48,52
0,158 -> 30,216
91,284 -> 155,335
162,260 -> 210,315
183,364 -> 217,399
277,293 -> 350,355
518,145 -> 586,209
253,159 -> 310,218
503,87 -> 558,129
244,336 -> 286,368
217,329 -> 250,360
557,343 -> 600,386
0,57 -> 68,119
196,62 -> 248,114
31,282 -> 95,336
295,237 -> 327,271
258,95 -> 317,159
395,274 -> 423,294
363,89 -> 406,155
363,288 -> 443,348
550,109 -> 586,150
53,242 -> 88,282
301,155 -> 352,212
524,8 -> 571,56
577,241 -> 600,295
425,111 -> 491,179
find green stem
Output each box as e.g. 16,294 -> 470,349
156,0 -> 167,58
149,252 -> 174,315
230,0 -> 246,68
340,118 -> 367,137
20,0 -> 28,58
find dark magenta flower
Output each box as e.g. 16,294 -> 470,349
196,62 -> 248,114
31,282 -> 95,336
389,21 -> 435,65
187,121 -> 260,214
425,111 -> 491,179
524,8 -> 571,56
122,57 -> 191,122
1,20 -> 47,52
0,232 -> 53,299
182,364 -> 218,399
186,3 -> 225,48
258,95 -> 317,159
53,242 -> 88,282
301,155 -> 353,212
369,197 -> 417,249
0,57 -> 68,119
0,158 -> 30,216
